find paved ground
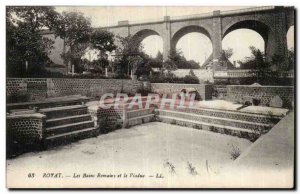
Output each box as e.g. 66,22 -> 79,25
197,100 -> 243,111
7,122 -> 251,188
240,105 -> 289,116
219,112 -> 294,188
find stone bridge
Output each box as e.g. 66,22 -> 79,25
100,6 -> 294,63
44,6 -> 294,69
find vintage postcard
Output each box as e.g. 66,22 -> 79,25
6,5 -> 295,188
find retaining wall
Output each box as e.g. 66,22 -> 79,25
151,83 -> 213,100
7,113 -> 46,145
227,85 -> 294,107
7,78 -> 143,101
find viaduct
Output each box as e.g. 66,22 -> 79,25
46,6 -> 294,69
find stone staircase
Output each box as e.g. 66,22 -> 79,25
126,108 -> 155,127
39,104 -> 98,145
156,107 -> 283,140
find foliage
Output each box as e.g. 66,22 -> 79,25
230,144 -> 241,160
287,48 -> 295,70
146,52 -> 163,68
7,92 -> 31,103
189,69 -> 196,76
237,46 -> 288,85
163,59 -> 177,73
7,6 -> 60,31
54,11 -> 91,71
168,49 -> 200,69
114,35 -> 154,77
54,12 -> 116,73
89,29 -> 116,52
6,6 -> 59,77
183,75 -> 200,84
187,161 -> 198,176
150,72 -> 199,84
238,46 -> 266,70
113,35 -> 144,76
218,48 -> 235,69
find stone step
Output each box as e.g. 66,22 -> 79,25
7,95 -> 90,112
157,109 -> 272,131
44,127 -> 99,147
46,114 -> 92,128
126,108 -> 154,119
45,127 -> 98,141
46,120 -> 95,136
159,106 -> 281,124
126,114 -> 154,127
40,105 -> 88,119
158,115 -> 261,140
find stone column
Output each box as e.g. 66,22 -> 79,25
163,16 -> 171,61
266,8 -> 288,62
212,11 -> 222,64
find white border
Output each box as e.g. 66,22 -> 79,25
0,0 -> 298,193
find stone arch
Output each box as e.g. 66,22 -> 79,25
222,20 -> 270,44
222,20 -> 271,60
171,25 -> 212,50
286,25 -> 294,50
131,29 -> 161,43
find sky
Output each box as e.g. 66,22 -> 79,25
56,6 -> 294,66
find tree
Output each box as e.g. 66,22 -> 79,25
238,46 -> 266,70
287,48 -> 295,70
6,6 -> 60,77
237,46 -> 284,85
55,11 -> 92,72
90,29 -> 116,53
163,59 -> 177,73
218,48 -> 234,69
189,69 -> 196,77
168,49 -> 200,69
114,35 -> 145,76
156,51 -> 163,62
7,6 -> 60,31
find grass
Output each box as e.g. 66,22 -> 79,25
230,144 -> 241,160
187,161 -> 198,176
164,160 -> 176,174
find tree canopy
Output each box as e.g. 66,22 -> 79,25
7,7 -> 117,76
6,6 -> 59,77
168,49 -> 200,69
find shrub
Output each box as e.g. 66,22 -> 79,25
209,126 -> 217,132
136,88 -> 152,96
112,74 -> 131,79
248,132 -> 260,142
230,144 -> 241,160
170,119 -> 176,125
193,124 -> 202,130
7,92 -> 31,103
150,72 -> 199,84
183,75 -> 200,84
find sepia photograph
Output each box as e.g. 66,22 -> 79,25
5,4 -> 295,189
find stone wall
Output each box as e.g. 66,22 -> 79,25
172,69 -> 214,83
7,78 -> 143,101
227,85 -> 294,107
7,113 -> 46,145
151,83 -> 212,100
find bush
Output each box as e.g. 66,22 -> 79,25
183,75 -> 199,84
65,73 -> 108,79
150,72 -> 199,84
136,88 -> 152,96
111,74 -> 131,79
230,144 -> 241,160
7,93 -> 31,103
